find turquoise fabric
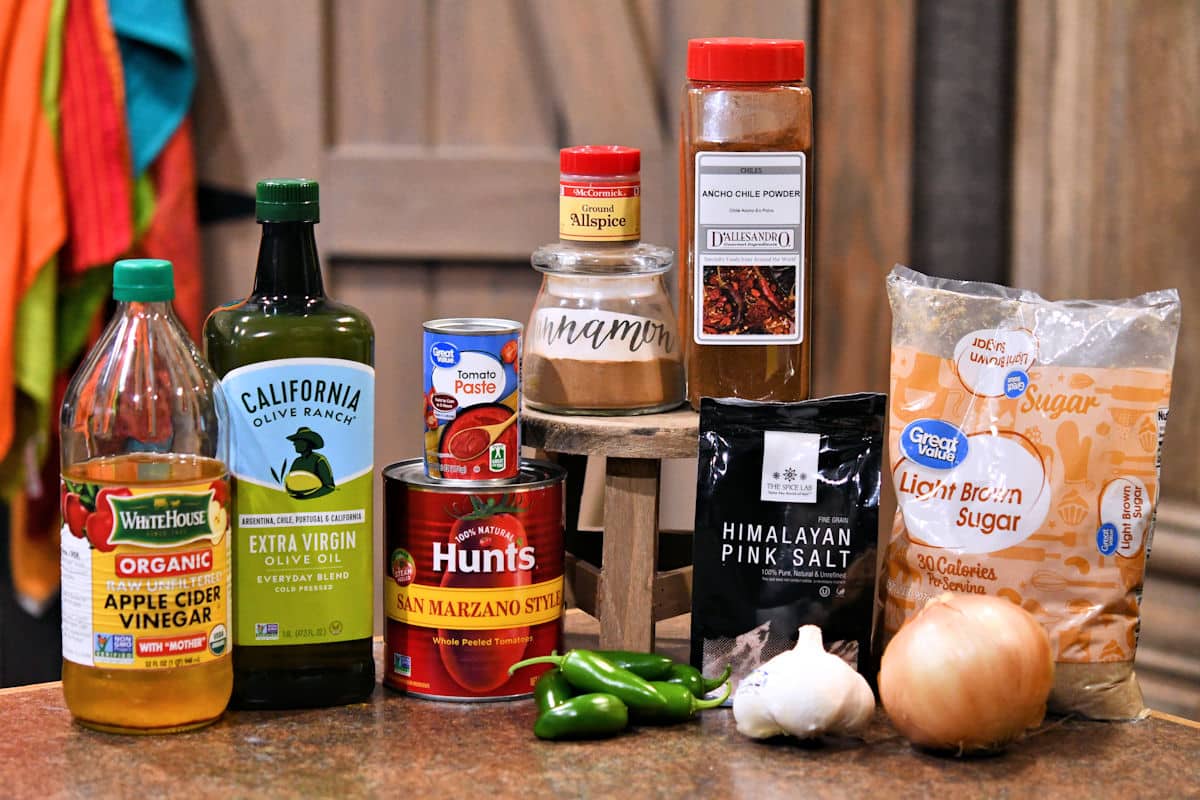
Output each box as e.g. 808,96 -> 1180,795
108,0 -> 194,174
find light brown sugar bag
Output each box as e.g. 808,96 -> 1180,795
881,266 -> 1181,719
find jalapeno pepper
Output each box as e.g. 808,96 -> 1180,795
533,693 -> 629,740
509,650 -> 670,717
665,663 -> 733,698
591,650 -> 674,680
632,679 -> 731,723
534,668 -> 574,714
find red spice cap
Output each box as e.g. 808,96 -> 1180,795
687,37 -> 806,82
560,146 -> 641,177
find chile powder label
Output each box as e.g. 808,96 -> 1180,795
423,318 -> 522,482
691,394 -> 885,700
383,458 -> 564,700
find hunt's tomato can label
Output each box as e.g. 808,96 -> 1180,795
383,458 -> 564,700
423,318 -> 522,482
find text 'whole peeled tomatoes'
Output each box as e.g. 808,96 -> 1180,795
382,459 -> 565,700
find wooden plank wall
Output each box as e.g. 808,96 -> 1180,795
1013,0 -> 1200,718
183,0 -> 1198,719
812,0 -> 915,397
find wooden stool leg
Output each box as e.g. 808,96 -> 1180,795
598,457 -> 660,651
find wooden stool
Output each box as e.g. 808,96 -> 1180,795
523,406 -> 699,651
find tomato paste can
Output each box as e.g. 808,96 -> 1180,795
422,318 -> 522,482
383,457 -> 565,700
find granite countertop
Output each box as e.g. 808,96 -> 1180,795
2,612 -> 1198,799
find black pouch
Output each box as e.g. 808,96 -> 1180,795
691,393 -> 886,697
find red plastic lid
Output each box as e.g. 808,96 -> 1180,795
560,146 -> 641,176
687,37 -> 806,82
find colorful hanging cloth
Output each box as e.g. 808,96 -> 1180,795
137,118 -> 205,340
108,0 -> 194,175
0,0 -> 67,466
1,0 -> 68,614
58,0 -> 133,277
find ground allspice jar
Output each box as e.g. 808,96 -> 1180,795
526,146 -> 683,415
680,38 -> 814,409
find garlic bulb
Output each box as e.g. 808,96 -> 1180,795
733,626 -> 875,740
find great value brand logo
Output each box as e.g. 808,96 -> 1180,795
706,228 -> 794,249
900,420 -> 969,470
109,492 -> 216,547
429,341 -> 461,368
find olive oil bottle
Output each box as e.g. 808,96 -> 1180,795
204,179 -> 375,708
60,259 -> 232,733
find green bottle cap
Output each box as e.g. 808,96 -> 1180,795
112,259 -> 175,302
256,178 -> 320,222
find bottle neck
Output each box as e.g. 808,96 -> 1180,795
115,300 -> 174,318
252,222 -> 325,299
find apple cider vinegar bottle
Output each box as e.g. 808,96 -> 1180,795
60,259 -> 232,733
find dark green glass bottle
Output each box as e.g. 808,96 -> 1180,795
204,179 -> 375,708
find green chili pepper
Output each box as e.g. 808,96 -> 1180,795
665,663 -> 733,698
591,650 -> 675,680
509,650 -> 670,716
533,693 -> 629,740
534,668 -> 573,714
634,679 -> 731,723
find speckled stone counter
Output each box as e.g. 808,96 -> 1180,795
2,612 -> 1197,800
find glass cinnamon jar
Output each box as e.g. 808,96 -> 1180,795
680,38 -> 814,409
526,146 -> 683,415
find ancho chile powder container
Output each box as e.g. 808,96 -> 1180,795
680,38 -> 814,408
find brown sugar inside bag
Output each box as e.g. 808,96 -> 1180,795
881,265 -> 1181,719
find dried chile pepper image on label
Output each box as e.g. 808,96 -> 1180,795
691,394 -> 885,701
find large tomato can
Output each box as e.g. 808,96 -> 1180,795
382,458 -> 565,700
422,318 -> 522,482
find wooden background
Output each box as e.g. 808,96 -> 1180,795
187,0 -> 1199,717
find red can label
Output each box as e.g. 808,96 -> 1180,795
384,469 -> 563,699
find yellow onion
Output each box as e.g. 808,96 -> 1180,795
879,592 -> 1054,753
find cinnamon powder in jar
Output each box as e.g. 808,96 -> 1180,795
526,146 -> 683,416
680,38 -> 814,409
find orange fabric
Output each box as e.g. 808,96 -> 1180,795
137,118 -> 204,341
59,0 -> 133,276
0,0 -> 68,463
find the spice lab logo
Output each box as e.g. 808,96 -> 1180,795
900,419 -> 969,470
255,623 -> 280,641
760,430 -> 820,503
94,633 -> 134,661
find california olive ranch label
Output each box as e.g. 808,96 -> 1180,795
223,358 -> 374,645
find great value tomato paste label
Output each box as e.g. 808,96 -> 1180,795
384,463 -> 563,699
60,478 -> 231,669
222,357 -> 375,646
423,321 -> 521,481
